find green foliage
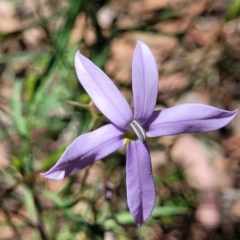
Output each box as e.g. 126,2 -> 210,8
1,0 -> 238,239
227,0 -> 240,20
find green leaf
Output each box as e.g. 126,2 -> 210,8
91,44 -> 110,69
42,190 -> 79,209
42,190 -> 69,208
151,206 -> 188,217
42,148 -> 65,171
104,206 -> 188,227
37,0 -> 84,81
23,186 -> 38,224
25,74 -> 38,102
227,0 -> 240,20
11,80 -> 27,137
157,8 -> 175,20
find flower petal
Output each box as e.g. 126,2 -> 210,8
132,41 -> 158,124
75,51 -> 133,129
145,104 -> 238,137
42,124 -> 125,180
126,140 -> 155,226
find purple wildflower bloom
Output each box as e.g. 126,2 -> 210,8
42,41 -> 237,225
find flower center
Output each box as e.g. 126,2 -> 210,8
130,120 -> 147,141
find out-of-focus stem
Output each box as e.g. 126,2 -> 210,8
32,194 -> 49,240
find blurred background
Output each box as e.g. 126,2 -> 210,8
0,0 -> 240,239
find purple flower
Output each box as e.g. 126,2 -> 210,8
42,41 -> 237,225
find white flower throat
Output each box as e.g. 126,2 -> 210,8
130,120 -> 147,141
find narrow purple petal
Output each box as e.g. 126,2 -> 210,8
145,104 -> 238,137
42,124 -> 125,180
126,140 -> 155,226
132,41 -> 158,124
75,51 -> 133,129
